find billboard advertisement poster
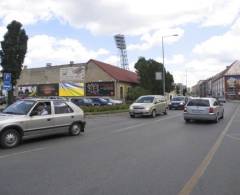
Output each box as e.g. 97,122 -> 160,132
59,82 -> 84,97
225,76 -> 240,99
18,85 -> 37,97
37,84 -> 59,96
86,82 -> 115,96
60,66 -> 85,82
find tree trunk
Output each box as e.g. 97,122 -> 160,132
7,89 -> 14,105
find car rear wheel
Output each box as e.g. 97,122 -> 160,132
0,129 -> 21,148
214,114 -> 219,123
69,123 -> 81,136
185,119 -> 190,123
151,110 -> 156,118
163,109 -> 167,115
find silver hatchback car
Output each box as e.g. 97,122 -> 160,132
0,99 -> 86,148
183,97 -> 224,123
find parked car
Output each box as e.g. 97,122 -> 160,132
70,98 -> 94,107
169,96 -> 188,110
103,97 -> 123,105
129,95 -> 168,118
0,99 -> 86,148
183,97 -> 224,123
88,97 -> 111,106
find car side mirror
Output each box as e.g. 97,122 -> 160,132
154,101 -> 158,104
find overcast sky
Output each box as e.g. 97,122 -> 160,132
0,0 -> 240,86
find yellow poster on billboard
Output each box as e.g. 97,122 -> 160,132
59,82 -> 84,97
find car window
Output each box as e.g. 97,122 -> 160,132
31,102 -> 51,116
54,101 -> 73,114
172,97 -> 185,101
187,99 -> 210,107
136,96 -> 154,103
3,100 -> 35,115
213,101 -> 219,106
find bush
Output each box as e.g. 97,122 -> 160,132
126,86 -> 150,101
81,104 -> 129,113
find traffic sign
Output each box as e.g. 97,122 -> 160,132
3,73 -> 12,91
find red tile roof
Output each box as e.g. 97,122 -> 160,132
88,59 -> 139,84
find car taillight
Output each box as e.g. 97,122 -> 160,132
209,107 -> 214,113
184,107 -> 187,112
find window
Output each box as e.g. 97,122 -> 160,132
54,101 -> 73,114
187,99 -> 210,107
31,102 -> 51,116
136,96 -> 154,103
3,100 -> 35,115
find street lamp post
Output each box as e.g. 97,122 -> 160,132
162,34 -> 178,96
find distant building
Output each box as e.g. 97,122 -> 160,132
192,60 -> 240,100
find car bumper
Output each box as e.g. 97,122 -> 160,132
129,110 -> 151,116
81,121 -> 86,132
184,113 -> 216,121
169,105 -> 185,109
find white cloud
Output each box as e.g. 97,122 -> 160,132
128,28 -> 184,51
0,0 -> 240,35
25,35 -> 110,67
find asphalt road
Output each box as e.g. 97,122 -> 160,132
0,102 -> 239,195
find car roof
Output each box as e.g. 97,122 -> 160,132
23,98 -> 68,102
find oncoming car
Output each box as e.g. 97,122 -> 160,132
0,99 -> 86,148
129,95 -> 168,118
183,97 -> 224,123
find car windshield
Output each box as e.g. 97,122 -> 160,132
172,97 -> 185,101
2,100 -> 35,115
136,97 -> 154,103
187,99 -> 210,107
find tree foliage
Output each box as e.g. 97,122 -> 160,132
134,57 -> 174,95
0,20 -> 28,104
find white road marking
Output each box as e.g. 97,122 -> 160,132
0,147 -> 46,159
178,105 -> 240,195
114,113 -> 182,133
226,134 -> 240,142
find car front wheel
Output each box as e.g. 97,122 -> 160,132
0,129 -> 21,148
69,123 -> 81,136
151,110 -> 156,118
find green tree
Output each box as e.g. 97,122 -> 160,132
135,57 -> 174,95
0,20 -> 28,104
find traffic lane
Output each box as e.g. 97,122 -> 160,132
0,103 -> 236,195
192,105 -> 240,195
0,110 -> 181,157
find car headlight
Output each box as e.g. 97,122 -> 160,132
144,107 -> 150,111
180,102 -> 184,105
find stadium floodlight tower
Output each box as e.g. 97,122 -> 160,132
114,34 -> 129,70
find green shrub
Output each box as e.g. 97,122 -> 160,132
81,104 -> 129,113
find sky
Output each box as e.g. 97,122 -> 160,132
0,0 -> 240,87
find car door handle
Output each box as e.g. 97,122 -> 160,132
47,118 -> 51,121
71,116 -> 74,119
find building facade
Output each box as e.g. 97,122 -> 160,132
17,59 -> 139,100
192,60 -> 240,100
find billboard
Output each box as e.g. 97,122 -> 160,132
37,84 -> 59,96
59,82 -> 84,97
18,85 -> 37,97
60,66 -> 85,82
225,76 -> 240,99
86,82 -> 115,96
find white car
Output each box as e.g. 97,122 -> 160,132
184,97 -> 224,123
129,95 -> 168,118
